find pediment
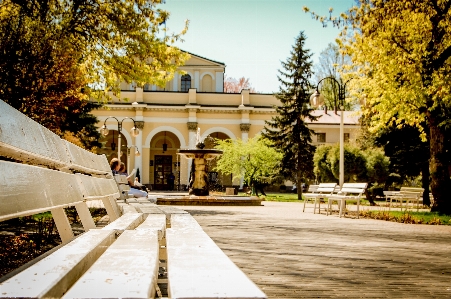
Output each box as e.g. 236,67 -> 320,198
183,51 -> 225,67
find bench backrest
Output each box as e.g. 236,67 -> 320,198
307,185 -> 319,193
338,183 -> 368,196
0,99 -> 121,243
399,187 -> 424,199
316,183 -> 337,194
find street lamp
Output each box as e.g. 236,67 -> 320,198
127,145 -> 141,173
310,77 -> 352,187
100,117 -> 140,159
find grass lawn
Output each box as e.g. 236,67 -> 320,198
241,193 -> 301,202
360,210 -> 451,225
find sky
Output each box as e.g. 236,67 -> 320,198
162,0 -> 356,93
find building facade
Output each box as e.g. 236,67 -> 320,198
92,53 -> 360,189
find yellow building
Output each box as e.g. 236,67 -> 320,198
93,52 -> 360,190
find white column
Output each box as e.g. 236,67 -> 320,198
194,71 -> 200,90
133,107 -> 145,179
172,72 -> 179,91
216,72 -> 224,92
239,122 -> 251,189
135,132 -> 143,174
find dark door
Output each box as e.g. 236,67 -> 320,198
154,155 -> 173,190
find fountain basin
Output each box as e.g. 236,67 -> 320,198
177,149 -> 223,159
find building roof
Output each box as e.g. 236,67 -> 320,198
306,110 -> 361,125
181,49 -> 226,66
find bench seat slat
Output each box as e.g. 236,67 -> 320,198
101,212 -> 144,232
0,161 -> 84,221
0,230 -> 116,299
62,230 -> 160,299
167,214 -> 267,299
136,214 -> 167,241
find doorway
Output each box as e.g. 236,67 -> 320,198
154,155 -> 173,190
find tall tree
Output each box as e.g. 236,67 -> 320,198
263,31 -> 318,200
0,0 -> 189,149
223,76 -> 256,93
305,1 -> 451,214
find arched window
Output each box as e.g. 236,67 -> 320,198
181,74 -> 191,92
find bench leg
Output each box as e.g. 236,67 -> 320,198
51,207 -> 74,244
326,199 -> 332,216
102,196 -> 121,221
356,199 -> 360,219
75,202 -> 96,231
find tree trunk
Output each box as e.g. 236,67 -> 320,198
297,164 -> 303,201
429,119 -> 451,214
421,162 -> 430,207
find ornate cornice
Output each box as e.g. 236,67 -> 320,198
198,109 -> 239,114
240,123 -> 251,132
187,122 -> 198,131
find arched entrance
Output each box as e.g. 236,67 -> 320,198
149,131 -> 181,190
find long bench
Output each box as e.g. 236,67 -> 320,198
327,183 -> 368,218
302,183 -> 336,214
0,99 -> 267,299
386,187 -> 425,211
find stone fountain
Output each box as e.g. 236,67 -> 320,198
155,128 -> 262,206
178,128 -> 223,196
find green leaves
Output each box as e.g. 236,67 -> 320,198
214,137 -> 282,187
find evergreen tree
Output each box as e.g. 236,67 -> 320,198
263,31 -> 318,199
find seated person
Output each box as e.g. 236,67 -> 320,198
115,161 -> 148,198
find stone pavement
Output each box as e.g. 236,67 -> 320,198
177,201 -> 451,299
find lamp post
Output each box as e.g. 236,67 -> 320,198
100,117 -> 140,160
310,77 -> 352,187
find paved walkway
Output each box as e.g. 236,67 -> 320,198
176,201 -> 451,299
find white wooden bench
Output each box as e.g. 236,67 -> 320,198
387,187 -> 424,211
302,183 -> 336,214
0,99 -> 266,298
0,99 -> 165,298
327,183 -> 368,218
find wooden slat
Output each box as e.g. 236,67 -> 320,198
166,214 -> 267,299
75,174 -> 120,201
102,212 -> 144,232
136,214 -> 167,241
64,140 -> 112,176
0,229 -> 116,299
0,100 -> 70,169
62,230 -> 160,299
0,161 -> 84,221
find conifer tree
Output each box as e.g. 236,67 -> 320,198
263,31 -> 318,199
